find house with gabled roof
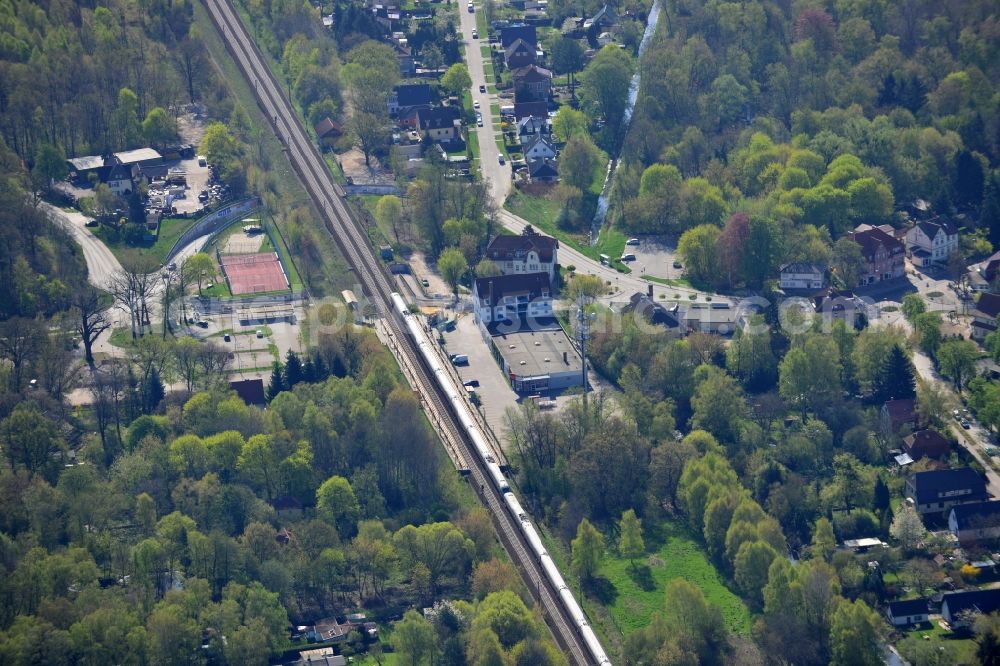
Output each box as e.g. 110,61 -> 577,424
941,589 -> 1000,630
902,429 -> 953,460
500,24 -> 537,48
949,501 -> 1000,544
416,107 -> 461,143
584,4 -> 618,30
512,64 -> 552,103
905,468 -> 989,515
388,83 -> 433,116
485,226 -> 558,280
504,38 -> 536,69
517,115 -> 548,139
523,134 -> 557,161
528,158 -> 559,184
886,598 -> 930,627
971,292 -> 1000,341
906,218 -> 960,267
846,227 -> 905,285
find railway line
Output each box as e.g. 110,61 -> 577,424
200,0 -> 600,662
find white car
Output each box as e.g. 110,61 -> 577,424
473,100 -> 480,109
626,238 -> 639,245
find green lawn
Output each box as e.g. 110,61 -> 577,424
505,191 -> 631,272
95,216 -> 197,267
598,521 -> 753,637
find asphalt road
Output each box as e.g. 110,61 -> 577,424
44,203 -> 123,288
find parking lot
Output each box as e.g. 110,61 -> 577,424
620,236 -> 683,280
187,302 -> 303,376
438,308 -> 619,441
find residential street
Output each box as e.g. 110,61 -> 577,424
911,350 -> 1000,497
458,3 -> 718,306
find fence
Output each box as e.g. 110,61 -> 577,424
344,184 -> 401,196
164,197 -> 261,263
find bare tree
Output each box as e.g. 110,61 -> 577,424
71,287 -> 112,365
108,257 -> 157,339
196,342 -> 231,389
0,317 -> 45,392
36,333 -> 83,399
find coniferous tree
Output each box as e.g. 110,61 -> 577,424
145,367 -> 165,413
284,349 -> 303,387
267,361 -> 285,401
875,344 -> 916,402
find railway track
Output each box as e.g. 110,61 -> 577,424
200,1 -> 594,662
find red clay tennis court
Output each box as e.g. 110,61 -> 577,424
220,252 -> 290,295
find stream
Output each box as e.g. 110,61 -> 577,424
590,0 -> 662,242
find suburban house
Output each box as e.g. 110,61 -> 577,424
514,101 -> 548,121
949,501 -> 1000,544
68,148 -> 164,191
306,617 -> 355,643
314,117 -> 344,147
517,115 -> 549,139
528,158 -> 560,183
813,289 -> 864,327
905,468 -> 989,515
473,272 -> 553,325
416,107 -> 461,143
941,589 -> 1000,630
484,226 -> 558,281
394,43 -> 416,77
500,24 -> 537,48
905,218 -> 959,267
902,429 -> 953,460
505,38 -> 536,69
886,598 -> 930,627
682,302 -> 738,335
881,398 -> 917,432
779,263 -> 827,290
583,4 -> 617,30
621,292 -> 681,330
846,227 -> 905,285
971,292 -> 1000,341
523,134 -> 557,161
388,83 -> 432,116
271,495 -> 304,520
295,647 -> 346,666
229,378 -> 266,406
512,64 -> 552,103
104,160 -> 137,196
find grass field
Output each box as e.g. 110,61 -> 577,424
598,521 -> 753,637
95,216 -> 196,267
504,191 -> 631,271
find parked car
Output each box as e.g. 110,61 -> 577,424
473,100 -> 480,109
673,260 -> 682,269
256,329 -> 264,338
463,379 -> 480,387
498,154 -> 505,164
962,420 -> 972,429
626,238 -> 639,245
450,354 -> 469,365
479,84 -> 486,93
223,334 -> 231,342
472,29 -> 478,39
421,278 -> 429,288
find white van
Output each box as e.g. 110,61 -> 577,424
620,252 -> 636,262
599,254 -> 610,266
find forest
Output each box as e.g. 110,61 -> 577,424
606,0 -> 1000,290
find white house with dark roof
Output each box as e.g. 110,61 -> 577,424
484,226 -> 558,280
523,134 -> 557,161
473,272 -> 553,325
949,501 -> 1000,544
886,598 -> 929,627
905,218 -> 959,266
528,158 -> 559,184
971,292 -> 1000,341
779,263 -> 827,290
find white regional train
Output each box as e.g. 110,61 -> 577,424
390,293 -> 611,666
